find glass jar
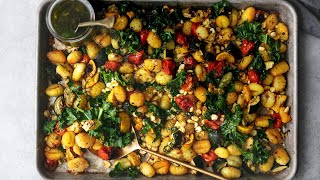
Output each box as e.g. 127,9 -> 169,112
46,0 -> 95,45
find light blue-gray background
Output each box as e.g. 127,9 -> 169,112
0,0 -> 319,179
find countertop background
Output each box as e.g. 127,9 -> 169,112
0,0 -> 319,179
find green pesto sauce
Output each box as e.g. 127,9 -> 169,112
51,0 -> 90,38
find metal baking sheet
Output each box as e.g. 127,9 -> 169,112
36,0 -> 298,179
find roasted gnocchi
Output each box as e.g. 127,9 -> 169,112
43,1 -> 292,179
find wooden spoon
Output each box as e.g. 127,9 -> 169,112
90,127 -> 228,180
75,16 -> 115,32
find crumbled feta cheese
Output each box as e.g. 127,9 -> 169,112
191,116 -> 199,121
177,64 -> 185,73
195,126 -> 202,132
284,107 -> 290,113
270,87 -> 276,92
105,78 -> 119,91
265,61 -> 275,70
258,46 -> 265,51
211,114 -> 218,121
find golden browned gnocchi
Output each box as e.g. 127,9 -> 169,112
43,1 -> 292,178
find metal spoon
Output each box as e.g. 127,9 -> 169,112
75,16 -> 115,32
90,127 -> 228,180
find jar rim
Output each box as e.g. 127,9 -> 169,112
46,0 -> 95,43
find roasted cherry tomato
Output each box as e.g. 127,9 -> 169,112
104,61 -> 120,71
162,59 -> 176,75
207,61 -> 226,77
248,69 -> 260,83
202,150 -> 218,163
175,95 -> 197,112
128,50 -> 145,65
241,39 -> 255,56
44,158 -> 58,172
181,74 -> 196,91
140,30 -> 149,46
97,146 -> 112,160
204,119 -> 223,130
81,54 -> 90,64
255,10 -> 266,22
183,56 -> 196,69
175,32 -> 187,45
191,22 -> 200,37
272,113 -> 282,128
54,122 -> 67,136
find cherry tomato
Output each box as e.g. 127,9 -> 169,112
241,39 -> 255,56
81,54 -> 90,64
202,150 -> 218,163
181,74 -> 196,91
140,30 -> 149,46
128,50 -> 145,65
183,56 -> 196,69
272,113 -> 282,128
191,22 -> 200,37
44,158 -> 58,172
203,119 -> 223,130
175,32 -> 187,45
175,95 -> 197,112
255,10 -> 266,22
248,69 -> 260,83
97,146 -> 112,160
104,61 -> 120,71
54,123 -> 67,137
162,59 -> 176,75
207,61 -> 226,77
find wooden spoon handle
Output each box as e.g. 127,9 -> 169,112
141,147 -> 228,180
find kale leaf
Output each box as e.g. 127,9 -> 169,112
235,21 -> 262,42
166,70 -> 186,96
67,79 -> 84,96
242,138 -> 270,165
160,31 -> 174,43
220,105 -> 247,145
109,163 -> 139,178
204,93 -> 227,119
43,120 -> 56,134
267,37 -> 285,63
117,30 -> 140,53
141,119 -> 163,141
212,0 -> 232,18
249,54 -> 266,80
100,67 -> 127,86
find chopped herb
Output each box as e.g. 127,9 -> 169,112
150,48 -> 163,59
267,37 -> 285,63
141,119 -> 163,141
204,93 -> 227,119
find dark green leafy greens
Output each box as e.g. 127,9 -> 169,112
235,21 -> 262,42
267,37 -> 285,63
56,93 -> 133,148
141,119 -> 163,141
109,163 -> 139,178
204,93 -> 227,119
117,30 -> 140,53
100,67 -> 127,86
166,70 -> 186,96
160,31 -> 174,43
249,54 -> 267,80
212,0 -> 232,18
67,79 -> 84,96
43,120 -> 56,134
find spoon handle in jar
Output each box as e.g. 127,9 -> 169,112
141,147 -> 228,180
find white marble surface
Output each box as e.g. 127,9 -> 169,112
0,0 -> 319,179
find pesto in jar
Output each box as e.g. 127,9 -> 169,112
51,0 -> 90,38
